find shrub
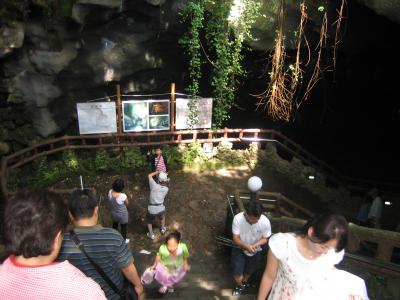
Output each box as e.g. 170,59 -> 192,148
162,144 -> 183,168
181,142 -> 207,167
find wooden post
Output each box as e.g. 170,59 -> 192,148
170,83 -> 175,132
0,158 -> 8,198
116,83 -> 122,134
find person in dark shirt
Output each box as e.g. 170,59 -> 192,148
57,189 -> 143,299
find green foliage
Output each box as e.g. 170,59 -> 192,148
25,156 -> 67,187
8,144 -> 261,189
162,144 -> 184,169
121,147 -> 148,170
179,0 -> 261,128
181,142 -> 208,167
179,0 -> 205,127
94,149 -> 111,172
63,150 -> 79,173
213,143 -> 245,166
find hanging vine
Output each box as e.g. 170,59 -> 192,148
180,0 -> 261,128
179,0 -> 205,127
256,0 -> 346,121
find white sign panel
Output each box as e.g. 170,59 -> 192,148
77,102 -> 117,134
175,98 -> 213,130
122,99 -> 170,132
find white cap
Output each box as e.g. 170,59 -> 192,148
158,172 -> 169,183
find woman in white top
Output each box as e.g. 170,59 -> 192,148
108,178 -> 130,243
257,213 -> 369,300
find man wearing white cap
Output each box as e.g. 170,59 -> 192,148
146,171 -> 170,240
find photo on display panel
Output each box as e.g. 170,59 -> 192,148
149,101 -> 169,115
123,101 -> 148,132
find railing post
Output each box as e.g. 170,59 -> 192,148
116,83 -> 123,134
170,83 -> 175,131
223,127 -> 228,139
376,243 -> 394,262
275,194 -> 282,217
0,158 -> 9,198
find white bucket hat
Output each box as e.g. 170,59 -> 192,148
158,172 -> 169,183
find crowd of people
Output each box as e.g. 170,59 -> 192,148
0,145 -> 370,299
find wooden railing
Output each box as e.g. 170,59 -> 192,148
1,128 -> 400,197
230,193 -> 400,277
233,189 -> 313,220
268,216 -> 400,278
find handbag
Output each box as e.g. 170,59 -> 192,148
140,267 -> 156,285
69,230 -> 138,300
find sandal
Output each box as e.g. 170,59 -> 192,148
158,286 -> 168,294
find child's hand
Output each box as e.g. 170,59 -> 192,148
183,262 -> 191,272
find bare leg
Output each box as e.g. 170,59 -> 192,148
160,215 -> 166,229
234,275 -> 244,285
147,223 -> 154,235
243,273 -> 250,284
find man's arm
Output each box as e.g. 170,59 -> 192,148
148,171 -> 159,179
232,234 -> 256,254
121,263 -> 144,297
252,237 -> 268,249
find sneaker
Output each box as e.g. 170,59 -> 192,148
147,232 -> 155,240
125,239 -> 130,244
167,288 -> 174,293
242,282 -> 251,289
158,286 -> 168,294
232,284 -> 246,296
160,226 -> 167,234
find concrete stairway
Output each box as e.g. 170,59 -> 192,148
135,250 -> 261,300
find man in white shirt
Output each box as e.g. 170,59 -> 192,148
231,201 -> 272,296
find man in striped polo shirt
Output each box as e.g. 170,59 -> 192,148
57,189 -> 143,299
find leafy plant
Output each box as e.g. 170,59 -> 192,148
162,144 -> 184,169
179,0 -> 205,127
94,149 -> 111,172
121,147 -> 148,170
179,0 -> 261,128
63,150 -> 79,173
181,142 -> 208,167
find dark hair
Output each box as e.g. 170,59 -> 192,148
68,189 -> 98,220
3,189 -> 69,258
112,178 -> 125,193
165,230 -> 181,243
155,145 -> 163,151
244,201 -> 262,218
298,213 -> 349,252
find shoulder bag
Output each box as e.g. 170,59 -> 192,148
69,230 -> 137,300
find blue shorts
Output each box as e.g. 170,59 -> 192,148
231,247 -> 262,277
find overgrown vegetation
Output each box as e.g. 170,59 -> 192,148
179,0 -> 261,128
7,143 -> 261,190
180,0 -> 346,123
